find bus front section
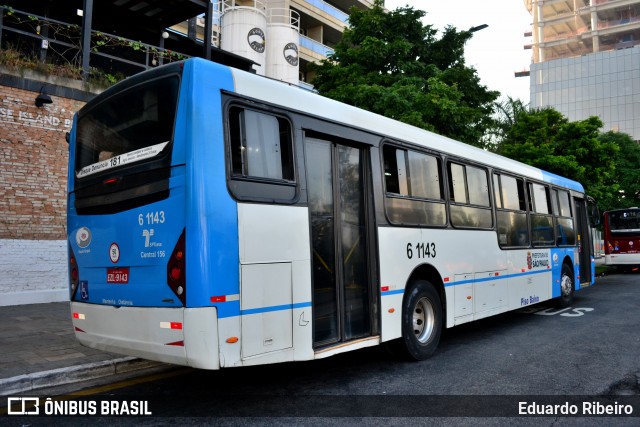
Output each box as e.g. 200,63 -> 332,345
67,63 -> 220,369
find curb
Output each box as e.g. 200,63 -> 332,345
0,357 -> 167,396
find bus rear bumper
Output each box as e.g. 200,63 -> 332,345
605,254 -> 640,266
70,302 -> 220,369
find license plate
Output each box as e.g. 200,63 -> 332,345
107,267 -> 129,284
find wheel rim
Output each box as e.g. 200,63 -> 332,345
561,273 -> 573,297
413,297 -> 435,343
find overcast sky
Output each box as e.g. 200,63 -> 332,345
383,1 -> 533,103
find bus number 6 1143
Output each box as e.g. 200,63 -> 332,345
406,242 -> 436,259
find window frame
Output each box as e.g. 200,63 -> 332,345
552,188 -> 576,247
381,142 -> 447,227
446,160 -> 493,230
528,181 -> 556,248
224,101 -> 298,204
493,172 -> 530,248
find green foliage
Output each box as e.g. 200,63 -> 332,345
597,131 -> 640,209
309,0 -> 498,147
0,46 -> 82,80
498,107 -> 620,211
484,96 -> 529,151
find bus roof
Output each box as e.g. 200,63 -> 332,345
208,58 -> 584,193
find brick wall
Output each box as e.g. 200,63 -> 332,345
0,82 -> 88,305
1,85 -> 85,240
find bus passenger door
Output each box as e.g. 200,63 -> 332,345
574,197 -> 593,285
305,135 -> 375,348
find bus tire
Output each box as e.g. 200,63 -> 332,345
559,263 -> 574,308
399,279 -> 443,361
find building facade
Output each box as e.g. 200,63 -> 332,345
525,0 -> 640,141
175,0 -> 375,86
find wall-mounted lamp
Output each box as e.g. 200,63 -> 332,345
35,87 -> 53,108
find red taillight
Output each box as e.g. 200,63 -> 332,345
170,266 -> 182,282
69,246 -> 80,300
167,230 -> 186,305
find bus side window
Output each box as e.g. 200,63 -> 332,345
529,183 -> 555,247
447,162 -> 492,229
495,173 -> 529,247
555,189 -> 575,246
229,107 -> 294,181
383,145 -> 445,226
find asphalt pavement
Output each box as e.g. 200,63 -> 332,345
0,264 -> 630,398
0,302 -> 165,396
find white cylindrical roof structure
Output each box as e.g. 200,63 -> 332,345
266,8 -> 300,84
221,0 -> 267,75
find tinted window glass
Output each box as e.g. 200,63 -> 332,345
449,163 -> 466,203
467,166 -> 490,207
407,151 -> 441,200
551,189 -> 559,215
558,190 -> 572,217
229,107 -> 293,181
448,162 -> 492,229
500,175 -> 525,211
76,76 -> 179,178
383,145 -> 445,226
530,183 -> 551,214
532,215 -> 555,247
555,190 -> 574,245
497,211 -> 529,247
493,174 -> 502,208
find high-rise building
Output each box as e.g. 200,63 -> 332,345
524,0 -> 640,141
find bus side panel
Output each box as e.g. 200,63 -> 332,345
183,60 -> 239,311
504,249 -> 554,311
378,227 -> 510,340
220,204 -> 313,368
550,248 -> 576,297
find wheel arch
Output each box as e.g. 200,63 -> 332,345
406,263 -> 446,323
562,255 -> 575,281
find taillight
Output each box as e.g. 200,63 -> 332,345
69,245 -> 79,300
167,230 -> 186,305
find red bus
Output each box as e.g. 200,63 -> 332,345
603,208 -> 640,270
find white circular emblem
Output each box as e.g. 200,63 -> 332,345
109,243 -> 120,264
283,43 -> 298,66
247,28 -> 265,53
553,253 -> 559,263
76,227 -> 91,248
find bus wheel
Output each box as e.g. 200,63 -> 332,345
559,263 -> 574,308
400,279 -> 442,360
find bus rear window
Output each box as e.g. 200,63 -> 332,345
75,76 -> 179,178
610,210 -> 640,233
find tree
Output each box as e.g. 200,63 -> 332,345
597,131 -> 640,210
309,0 -> 499,147
498,107 -> 619,208
483,96 -> 529,151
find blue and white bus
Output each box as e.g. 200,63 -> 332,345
67,58 -> 596,368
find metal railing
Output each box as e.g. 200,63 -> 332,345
301,0 -> 349,24
299,34 -> 335,57
0,7 -> 189,84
